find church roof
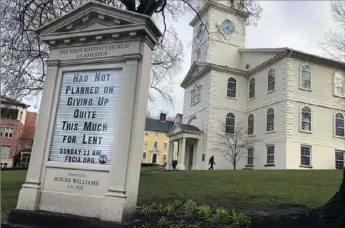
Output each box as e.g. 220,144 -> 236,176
240,47 -> 345,71
145,117 -> 174,133
181,48 -> 345,88
177,123 -> 201,132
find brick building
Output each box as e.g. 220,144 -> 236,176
0,96 -> 38,168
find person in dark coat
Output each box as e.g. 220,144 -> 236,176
208,156 -> 215,170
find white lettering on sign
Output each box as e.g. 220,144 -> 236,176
49,69 -> 122,165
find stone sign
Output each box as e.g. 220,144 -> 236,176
11,2 -> 161,227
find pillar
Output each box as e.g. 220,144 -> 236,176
165,141 -> 174,171
176,138 -> 186,170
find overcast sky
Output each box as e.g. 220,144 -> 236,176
147,0 -> 340,118
26,1 -> 340,118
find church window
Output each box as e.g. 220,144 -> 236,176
191,84 -> 202,106
248,114 -> 254,135
225,113 -> 235,134
301,106 -> 312,132
300,63 -> 311,89
227,78 -> 236,98
335,113 -> 344,137
266,108 -> 274,132
249,78 -> 255,99
335,150 -> 344,170
268,69 -> 275,92
333,72 -> 345,97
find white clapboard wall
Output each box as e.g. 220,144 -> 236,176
49,69 -> 122,165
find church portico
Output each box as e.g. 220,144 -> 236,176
165,124 -> 202,171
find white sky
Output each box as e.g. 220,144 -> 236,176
26,1 -> 340,118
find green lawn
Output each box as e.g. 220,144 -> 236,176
1,167 -> 343,220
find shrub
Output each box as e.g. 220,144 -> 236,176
164,200 -> 182,215
229,209 -> 251,227
184,199 -> 197,217
157,217 -> 169,228
172,160 -> 178,169
212,208 -> 230,224
196,205 -> 212,218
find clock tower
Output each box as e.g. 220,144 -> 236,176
190,0 -> 248,69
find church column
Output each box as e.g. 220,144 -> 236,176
176,137 -> 186,170
165,140 -> 174,171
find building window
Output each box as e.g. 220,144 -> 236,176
196,48 -> 201,60
335,150 -> 344,170
301,146 -> 311,166
333,72 -> 345,97
154,132 -> 158,136
266,145 -> 275,164
249,78 -> 255,99
153,141 -> 158,149
144,140 -> 148,147
247,147 -> 254,166
266,108 -> 274,132
191,90 -> 195,105
268,69 -> 275,91
301,106 -> 312,132
164,142 -> 168,149
191,84 -> 202,105
227,77 -> 236,98
0,146 -> 11,159
335,113 -> 344,137
247,114 -> 254,135
225,113 -> 235,134
143,152 -> 147,160
202,154 -> 205,161
3,128 -> 14,138
300,63 -> 311,89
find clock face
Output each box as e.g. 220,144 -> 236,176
196,24 -> 206,43
221,20 -> 235,35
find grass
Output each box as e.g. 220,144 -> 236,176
1,167 -> 343,221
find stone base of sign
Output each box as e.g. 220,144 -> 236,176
4,209 -> 140,228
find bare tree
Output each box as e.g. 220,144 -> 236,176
0,0 -> 262,106
213,121 -> 258,170
323,1 -> 345,63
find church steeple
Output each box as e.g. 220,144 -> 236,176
190,0 -> 248,68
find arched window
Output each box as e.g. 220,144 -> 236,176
300,64 -> 311,89
248,114 -> 254,135
333,72 -> 345,97
249,78 -> 255,99
266,108 -> 274,131
227,78 -> 236,98
268,69 -> 275,91
301,106 -> 312,131
335,113 -> 344,137
226,113 -> 235,134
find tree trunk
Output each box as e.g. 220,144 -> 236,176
307,168 -> 345,226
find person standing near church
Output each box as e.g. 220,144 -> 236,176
208,156 -> 215,170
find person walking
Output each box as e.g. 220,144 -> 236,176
208,156 -> 215,170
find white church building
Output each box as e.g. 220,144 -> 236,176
165,0 -> 345,170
